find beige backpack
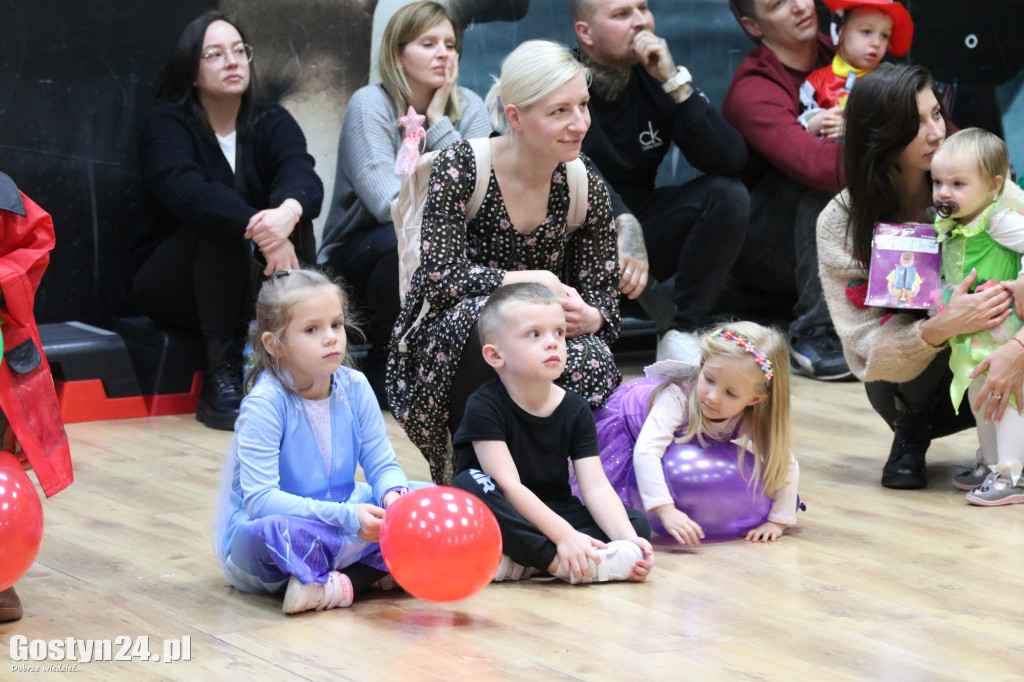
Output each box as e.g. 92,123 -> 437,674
391,138 -> 590,305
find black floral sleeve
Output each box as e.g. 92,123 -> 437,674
418,141 -> 506,310
564,159 -> 621,345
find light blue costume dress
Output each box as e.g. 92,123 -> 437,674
214,366 -> 426,592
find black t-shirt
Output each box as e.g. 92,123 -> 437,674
453,378 -> 598,502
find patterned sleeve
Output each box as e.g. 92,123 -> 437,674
565,158 -> 621,344
418,141 -> 505,310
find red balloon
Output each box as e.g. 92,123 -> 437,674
380,486 -> 501,602
0,452 -> 44,591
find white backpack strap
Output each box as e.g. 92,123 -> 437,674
465,138 -> 493,221
565,157 -> 588,233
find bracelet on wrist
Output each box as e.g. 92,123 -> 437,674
283,202 -> 302,221
1013,337 -> 1024,352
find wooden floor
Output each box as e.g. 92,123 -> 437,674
3,353 -> 1024,681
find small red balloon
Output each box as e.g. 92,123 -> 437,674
0,452 -> 44,591
380,486 -> 501,602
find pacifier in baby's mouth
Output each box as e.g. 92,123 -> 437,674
935,200 -> 959,219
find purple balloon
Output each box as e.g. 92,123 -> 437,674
623,441 -> 772,541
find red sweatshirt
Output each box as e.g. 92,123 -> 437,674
722,34 -> 844,194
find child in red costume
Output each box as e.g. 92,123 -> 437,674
0,172 -> 74,622
798,0 -> 913,138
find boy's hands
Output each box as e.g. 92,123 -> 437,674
628,537 -> 654,582
744,520 -> 786,543
356,503 -> 386,542
554,531 -> 604,580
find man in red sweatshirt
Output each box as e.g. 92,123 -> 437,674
722,0 -> 849,381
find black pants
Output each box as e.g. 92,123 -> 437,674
133,228 -> 255,340
864,349 -> 975,440
450,468 -> 651,572
623,175 -> 749,333
322,223 -> 401,405
731,168 -> 834,339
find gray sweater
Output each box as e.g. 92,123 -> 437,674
318,84 -> 491,262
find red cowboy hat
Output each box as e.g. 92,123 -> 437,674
824,0 -> 914,57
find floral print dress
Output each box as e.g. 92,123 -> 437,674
386,140 -> 622,482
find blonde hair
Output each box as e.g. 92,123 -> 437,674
379,1 -> 463,124
245,269 -> 355,394
485,40 -> 591,134
935,127 -> 1010,195
478,282 -> 560,345
655,322 -> 792,497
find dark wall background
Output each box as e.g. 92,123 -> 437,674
2,0 -> 1021,329
0,1 -> 216,327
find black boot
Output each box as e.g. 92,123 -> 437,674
881,422 -> 930,489
197,337 -> 244,431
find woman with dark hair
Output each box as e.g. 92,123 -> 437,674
133,11 -> 323,430
318,1 -> 490,406
818,63 -> 1024,489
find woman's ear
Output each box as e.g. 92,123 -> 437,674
504,103 -> 522,132
481,343 -> 505,369
261,331 -> 278,357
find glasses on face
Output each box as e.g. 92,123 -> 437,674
201,44 -> 253,67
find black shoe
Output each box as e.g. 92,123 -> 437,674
881,428 -> 930,489
790,326 -> 853,381
0,586 -> 23,622
197,337 -> 244,431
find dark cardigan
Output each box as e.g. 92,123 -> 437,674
134,99 -> 323,268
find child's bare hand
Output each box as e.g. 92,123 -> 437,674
628,537 -> 654,582
555,532 -> 603,580
654,505 -> 704,546
1001,275 -> 1024,320
356,503 -> 386,542
820,105 -> 845,138
744,521 -> 786,543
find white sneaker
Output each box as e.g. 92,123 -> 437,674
656,330 -> 702,365
282,572 -> 353,614
556,540 -> 644,584
493,555 -> 537,582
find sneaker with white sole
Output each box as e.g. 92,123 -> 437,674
789,326 -> 853,381
493,555 -> 537,582
282,572 -> 354,614
953,462 -> 992,491
555,540 -> 644,584
656,330 -> 702,365
965,470 -> 1024,506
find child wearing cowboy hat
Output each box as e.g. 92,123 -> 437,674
798,0 -> 914,138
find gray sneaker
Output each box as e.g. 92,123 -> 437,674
953,462 -> 991,491
965,470 -> 1024,506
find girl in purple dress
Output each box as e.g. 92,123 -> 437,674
593,322 -> 800,544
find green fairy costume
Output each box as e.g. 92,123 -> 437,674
936,197 -> 1024,411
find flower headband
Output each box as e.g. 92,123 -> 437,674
709,328 -> 774,384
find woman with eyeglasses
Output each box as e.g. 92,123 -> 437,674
317,1 -> 491,408
134,11 -> 323,431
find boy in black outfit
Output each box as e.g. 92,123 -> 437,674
450,283 -> 654,584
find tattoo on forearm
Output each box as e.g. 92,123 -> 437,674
615,215 -> 648,260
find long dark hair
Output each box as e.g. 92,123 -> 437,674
153,11 -> 258,134
842,64 -> 944,264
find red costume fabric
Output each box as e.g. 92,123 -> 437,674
0,173 -> 73,497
